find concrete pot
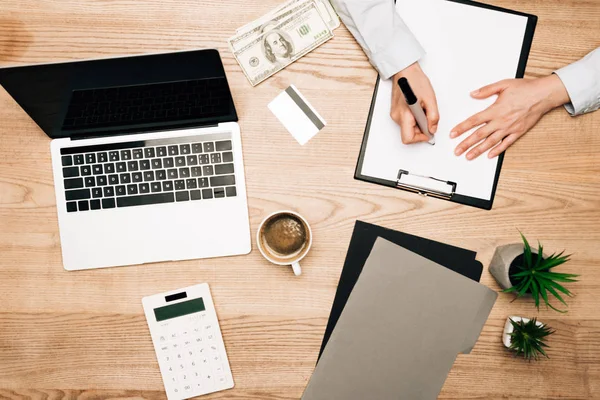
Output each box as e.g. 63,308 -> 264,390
502,316 -> 544,348
489,243 -> 548,290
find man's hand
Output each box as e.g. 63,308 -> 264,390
391,62 -> 440,144
451,74 -> 570,160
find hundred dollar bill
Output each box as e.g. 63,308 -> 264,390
229,0 -> 313,53
236,0 -> 340,34
233,2 -> 333,86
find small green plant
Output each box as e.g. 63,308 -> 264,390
503,233 -> 578,313
508,318 -> 554,361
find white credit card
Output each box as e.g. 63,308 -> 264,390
268,84 -> 327,145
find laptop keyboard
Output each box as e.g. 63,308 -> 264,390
62,78 -> 230,130
59,133 -> 237,213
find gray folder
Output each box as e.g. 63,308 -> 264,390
302,238 -> 497,400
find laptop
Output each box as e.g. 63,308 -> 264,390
0,49 -> 251,270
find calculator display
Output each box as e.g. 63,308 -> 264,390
154,298 -> 205,322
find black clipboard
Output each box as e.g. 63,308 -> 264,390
318,220 -> 484,358
354,0 -> 538,210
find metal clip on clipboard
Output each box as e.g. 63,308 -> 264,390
396,170 -> 457,199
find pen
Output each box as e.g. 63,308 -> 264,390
397,77 -> 435,145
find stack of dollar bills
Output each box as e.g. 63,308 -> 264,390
228,0 -> 340,86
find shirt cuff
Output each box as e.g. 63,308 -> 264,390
555,58 -> 599,116
371,27 -> 425,80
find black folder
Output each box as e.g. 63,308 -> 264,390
318,220 -> 483,357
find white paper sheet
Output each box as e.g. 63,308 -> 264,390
360,0 -> 529,201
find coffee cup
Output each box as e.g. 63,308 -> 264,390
257,210 -> 312,276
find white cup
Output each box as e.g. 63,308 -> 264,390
256,210 -> 312,276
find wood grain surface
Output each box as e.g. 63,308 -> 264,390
1,0 -> 599,399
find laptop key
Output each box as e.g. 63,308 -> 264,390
198,178 -> 209,188
102,198 -> 116,209
192,143 -> 203,153
108,174 -> 119,185
168,145 -> 179,156
74,155 -> 85,165
175,156 -> 186,167
199,155 -> 210,165
191,167 -> 202,177
186,179 -> 197,189
180,144 -> 191,154
140,160 -> 151,170
105,163 -> 115,174
156,146 -> 167,157
81,166 -> 92,176
117,193 -> 175,208
162,181 -> 173,191
152,182 -> 162,193
210,175 -> 235,187
176,191 -> 190,202
144,148 -> 156,158
202,166 -> 214,176
92,188 -> 103,198
139,183 -> 150,194
215,163 -> 234,175
127,184 -> 138,195
216,140 -> 232,151
121,150 -> 132,160
187,155 -> 198,166
85,153 -> 96,164
226,186 -> 237,197
116,162 -> 127,172
85,177 -> 96,187
179,168 -> 190,178
64,178 -> 84,189
203,142 -> 215,153
78,200 -> 90,211
156,170 -> 167,180
175,180 -> 185,190
103,187 -> 115,197
90,199 -> 101,210
144,171 -> 155,181
132,172 -> 143,183
222,152 -> 233,163
152,159 -> 162,169
128,161 -> 139,171
164,157 -> 174,168
98,152 -> 108,163
214,188 -> 225,198
62,155 -> 73,166
63,167 -> 79,178
93,164 -> 103,175
97,175 -> 108,186
168,169 -> 178,179
202,188 -> 213,199
116,185 -> 126,196
190,190 -> 202,200
210,153 -> 221,164
109,151 -> 120,161
120,173 -> 131,184
133,149 -> 144,159
66,201 -> 78,212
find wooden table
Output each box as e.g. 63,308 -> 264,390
1,0 -> 599,398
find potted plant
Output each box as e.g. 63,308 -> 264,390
489,233 -> 578,312
503,316 -> 554,361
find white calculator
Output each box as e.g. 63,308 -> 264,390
142,283 -> 234,399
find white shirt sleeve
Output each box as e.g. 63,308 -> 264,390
330,0 -> 425,79
554,47 -> 600,116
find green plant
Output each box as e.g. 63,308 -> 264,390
508,317 -> 554,361
503,233 -> 578,313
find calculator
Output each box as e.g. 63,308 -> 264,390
142,283 -> 234,399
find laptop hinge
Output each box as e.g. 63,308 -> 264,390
70,123 -> 221,141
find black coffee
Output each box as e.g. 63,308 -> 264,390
263,214 -> 307,256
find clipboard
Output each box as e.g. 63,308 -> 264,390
354,0 -> 538,210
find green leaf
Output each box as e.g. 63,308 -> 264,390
521,232 -> 532,268
517,277 -> 533,297
536,271 -> 578,282
530,279 -> 540,309
511,270 -> 533,278
544,279 -> 573,297
534,242 -> 543,269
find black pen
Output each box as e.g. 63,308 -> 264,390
398,77 -> 435,145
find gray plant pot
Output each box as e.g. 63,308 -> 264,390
489,243 -> 548,290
